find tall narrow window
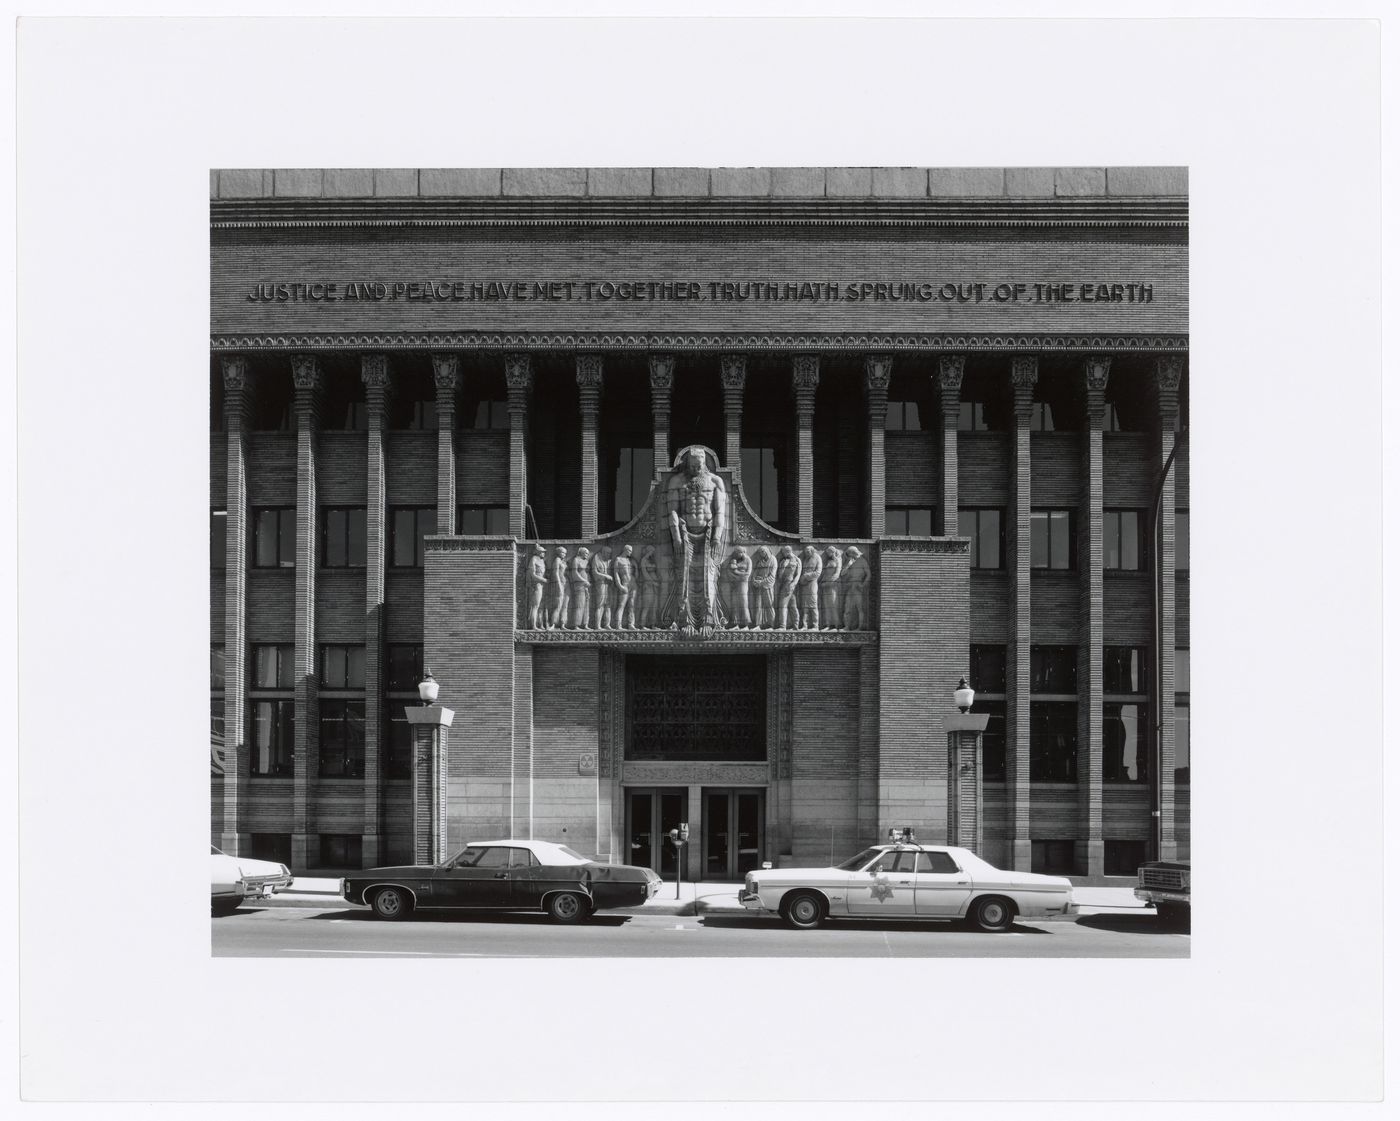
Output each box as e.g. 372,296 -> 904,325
958,508 -> 1004,569
970,644 -> 1007,781
1030,509 -> 1075,570
885,400 -> 922,430
1176,509 -> 1190,571
471,399 -> 508,430
250,700 -> 294,777
384,644 -> 423,781
1029,401 -> 1055,431
321,507 -> 367,568
1104,510 -> 1143,571
610,447 -> 654,527
210,509 -> 226,568
389,507 -> 434,567
740,446 -> 781,525
320,645 -> 366,689
252,507 -> 296,569
1031,644 -> 1077,783
319,700 -> 366,778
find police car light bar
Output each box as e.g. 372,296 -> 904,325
887,827 -> 916,845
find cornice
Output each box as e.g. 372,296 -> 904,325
517,628 -> 877,647
213,331 -> 1189,354
878,538 -> 970,555
211,196 -> 1188,231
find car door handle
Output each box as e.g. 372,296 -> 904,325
493,872 -> 509,879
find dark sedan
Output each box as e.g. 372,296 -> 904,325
341,839 -> 662,923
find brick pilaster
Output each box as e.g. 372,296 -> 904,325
361,355 -> 391,868
792,356 -> 819,538
504,355 -> 532,538
864,355 -> 892,538
649,354 -> 674,469
1080,356 -> 1110,877
1008,355 -> 1038,871
720,354 -> 746,469
576,356 -> 603,539
290,354 -> 323,871
220,356 -> 251,854
938,355 -> 965,536
431,354 -> 460,534
1155,355 -> 1184,861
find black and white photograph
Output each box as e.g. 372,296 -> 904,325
11,8 -> 1389,1113
207,163 -> 1193,961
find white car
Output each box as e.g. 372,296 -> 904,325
210,845 -> 293,916
739,841 -> 1078,931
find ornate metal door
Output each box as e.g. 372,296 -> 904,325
625,788 -> 687,877
702,788 -> 765,881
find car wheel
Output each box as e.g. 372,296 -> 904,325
211,898 -> 240,917
782,891 -> 825,930
371,886 -> 413,921
547,892 -> 589,924
969,896 -> 1015,932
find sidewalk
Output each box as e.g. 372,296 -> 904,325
270,877 -> 1148,917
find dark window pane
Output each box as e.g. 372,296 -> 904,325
1175,647 -> 1190,694
1031,840 -> 1077,874
460,507 -> 484,534
908,508 -> 932,536
1121,511 -> 1139,570
254,509 -> 278,567
1104,840 -> 1146,876
346,646 -> 365,689
1030,511 -> 1049,568
979,510 -> 1001,568
885,401 -> 902,430
324,509 -> 346,567
280,510 -> 296,567
322,645 -> 346,687
1031,645 -> 1077,693
349,509 -> 366,566
211,646 -> 225,692
1174,704 -> 1190,780
887,508 -> 908,535
386,645 -> 423,692
385,709 -> 413,779
1104,703 -> 1147,783
211,511 -> 226,567
974,699 -> 1006,781
1104,647 -> 1144,694
959,402 -> 988,431
1049,510 -> 1070,569
1030,701 -> 1077,782
1177,510 -> 1189,570
485,507 -> 509,535
970,645 -> 1006,693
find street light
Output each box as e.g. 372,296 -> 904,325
418,669 -> 439,706
954,676 -> 976,714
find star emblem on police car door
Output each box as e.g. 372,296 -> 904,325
869,875 -> 893,902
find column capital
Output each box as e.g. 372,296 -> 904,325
720,354 -> 747,392
290,354 -> 322,391
791,355 -> 821,393
1009,355 -> 1039,390
648,353 -> 675,392
360,353 -> 390,390
221,355 -> 250,393
1083,355 -> 1112,391
863,354 -> 893,393
938,354 -> 966,391
504,353 -> 533,393
221,356 -> 252,426
1155,354 -> 1185,394
430,353 -> 461,393
575,354 -> 604,390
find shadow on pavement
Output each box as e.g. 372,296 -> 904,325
307,909 -> 629,928
1076,913 -> 1190,935
698,915 -> 1049,935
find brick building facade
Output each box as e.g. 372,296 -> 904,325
210,166 -> 1189,880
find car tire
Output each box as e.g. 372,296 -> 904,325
211,898 -> 241,917
547,892 -> 589,924
969,896 -> 1015,933
782,891 -> 826,930
371,886 -> 413,921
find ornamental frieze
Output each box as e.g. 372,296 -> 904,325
518,445 -> 880,640
621,762 -> 770,786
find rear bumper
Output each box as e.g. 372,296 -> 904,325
1135,888 -> 1190,907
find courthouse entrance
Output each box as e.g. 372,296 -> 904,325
701,788 -> 765,881
625,788 -> 687,878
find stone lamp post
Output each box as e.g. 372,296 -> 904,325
406,670 -> 454,863
946,677 -> 989,853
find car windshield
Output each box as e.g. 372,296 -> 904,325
835,848 -> 883,871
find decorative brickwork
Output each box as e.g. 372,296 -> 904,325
864,355 -> 892,538
1008,356 -> 1037,870
504,355 -> 532,537
575,355 -> 603,539
938,354 -> 965,536
792,357 -> 819,537
648,354 -> 675,467
291,355 -> 322,869
720,354 -> 746,468
1080,356 -> 1109,876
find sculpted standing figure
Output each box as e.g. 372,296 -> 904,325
526,544 -> 547,629
613,544 -> 637,629
637,544 -> 661,628
591,546 -> 614,629
750,545 -> 776,629
664,446 -> 729,631
798,545 -> 822,630
840,545 -> 871,630
722,547 -> 754,628
547,545 -> 569,629
775,545 -> 801,630
569,546 -> 592,629
819,545 -> 844,629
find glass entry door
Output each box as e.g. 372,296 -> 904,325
702,789 -> 765,881
625,788 -> 687,877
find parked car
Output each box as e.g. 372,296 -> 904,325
210,844 -> 293,916
1134,860 -> 1191,926
738,840 -> 1078,931
341,839 -> 662,923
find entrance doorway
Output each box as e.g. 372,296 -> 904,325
702,788 -> 765,881
625,788 -> 687,877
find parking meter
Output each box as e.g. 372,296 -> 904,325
668,824 -> 689,897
